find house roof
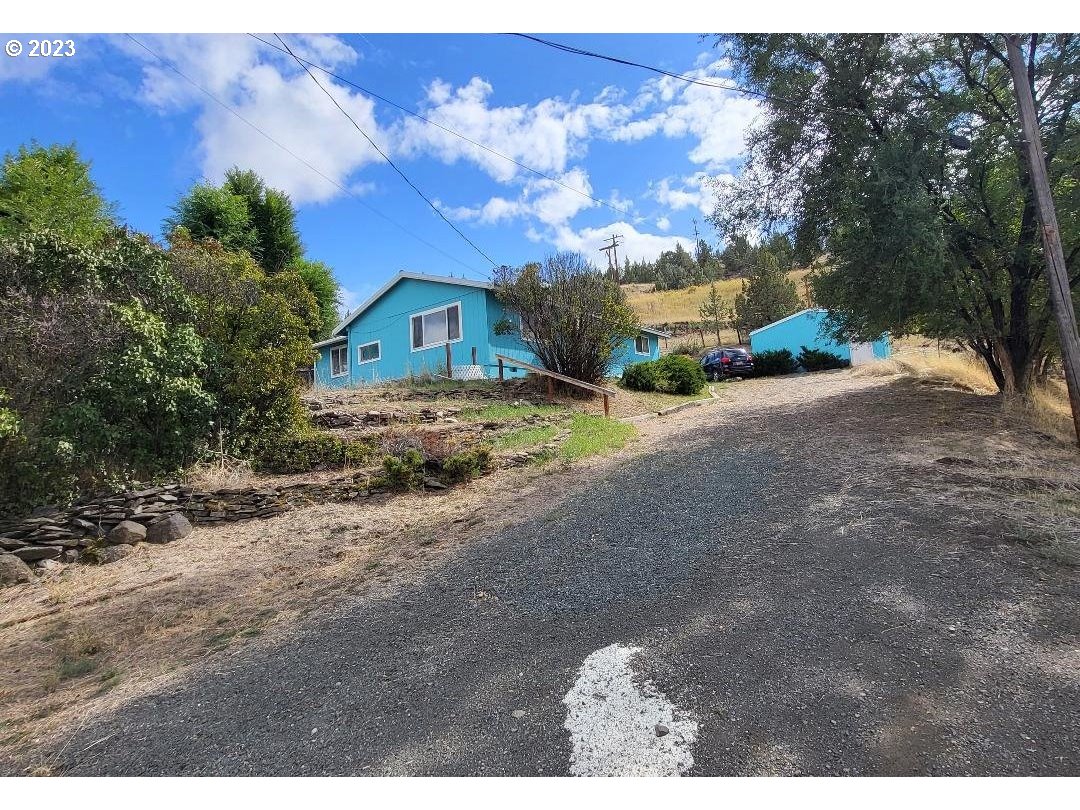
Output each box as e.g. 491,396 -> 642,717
332,271 -> 493,337
748,308 -> 825,337
325,269 -> 671,343
311,335 -> 348,348
639,325 -> 672,338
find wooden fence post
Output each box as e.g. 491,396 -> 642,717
498,357 -> 504,381
445,342 -> 452,378
547,376 -> 554,403
471,346 -> 477,366
603,393 -> 610,418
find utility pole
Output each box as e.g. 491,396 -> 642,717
1006,34 -> 1080,447
692,218 -> 701,264
599,234 -> 623,283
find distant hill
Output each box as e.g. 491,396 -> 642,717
624,269 -> 812,326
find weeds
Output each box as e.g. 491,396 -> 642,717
494,425 -> 558,450
560,414 -> 636,461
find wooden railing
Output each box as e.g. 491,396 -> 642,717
494,353 -> 618,417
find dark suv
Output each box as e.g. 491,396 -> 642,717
701,347 -> 754,381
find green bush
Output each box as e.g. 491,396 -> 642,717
655,354 -> 707,395
622,361 -> 661,391
622,355 -> 706,395
752,348 -> 798,376
797,346 -> 849,372
256,431 -> 374,474
440,445 -> 493,483
382,448 -> 426,490
667,339 -> 699,357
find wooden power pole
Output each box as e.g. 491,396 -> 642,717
1006,35 -> 1080,447
599,234 -> 623,283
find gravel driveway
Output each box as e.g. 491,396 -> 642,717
52,376 -> 1080,775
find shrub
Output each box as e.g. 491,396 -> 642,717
440,445 -> 493,483
494,252 -> 639,383
752,348 -> 798,376
255,431 -> 374,473
622,355 -> 706,395
797,346 -> 849,372
667,339 -> 699,357
382,448 -> 426,490
622,361 -> 661,391
655,354 -> 707,395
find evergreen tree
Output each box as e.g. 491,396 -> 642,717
698,282 -> 725,345
732,252 -> 802,334
167,168 -> 338,338
0,143 -> 117,243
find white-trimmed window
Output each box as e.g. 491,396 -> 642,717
358,340 -> 381,364
634,334 -> 650,355
330,345 -> 349,377
411,302 -> 461,350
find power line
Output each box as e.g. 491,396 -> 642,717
508,33 -> 846,116
123,33 -> 487,278
247,33 -> 630,219
274,33 -> 499,272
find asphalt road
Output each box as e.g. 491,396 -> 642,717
60,382 -> 1080,775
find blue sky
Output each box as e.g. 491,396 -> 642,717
0,33 -> 759,311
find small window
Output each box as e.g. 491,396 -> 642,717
411,303 -> 462,350
635,334 -> 650,355
330,345 -> 349,377
358,341 -> 381,364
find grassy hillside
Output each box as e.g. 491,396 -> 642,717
625,269 -> 812,326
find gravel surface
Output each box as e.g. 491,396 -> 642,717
42,376 -> 1080,775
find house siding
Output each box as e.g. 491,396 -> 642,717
749,309 -> 890,363
313,275 -> 664,386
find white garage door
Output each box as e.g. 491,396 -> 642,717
849,342 -> 876,366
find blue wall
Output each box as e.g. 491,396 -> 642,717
313,277 -> 660,386
749,309 -> 890,363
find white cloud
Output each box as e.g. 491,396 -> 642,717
398,76 -> 623,183
551,221 -> 694,264
125,34 -> 386,205
655,216 -> 671,231
441,167 -> 596,227
648,171 -> 732,217
337,282 -> 376,318
609,59 -> 760,168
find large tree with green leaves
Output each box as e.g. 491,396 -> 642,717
166,168 -> 338,336
0,143 -> 117,243
711,34 -> 1080,396
166,233 -> 319,456
494,252 -> 639,383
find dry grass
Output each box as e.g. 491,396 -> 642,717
0,456 -> 626,770
853,351 -> 998,394
854,346 -> 1075,445
1025,379 -> 1075,443
624,269 -> 812,325
182,457 -> 257,490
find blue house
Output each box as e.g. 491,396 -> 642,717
749,308 -> 891,366
312,271 -> 667,387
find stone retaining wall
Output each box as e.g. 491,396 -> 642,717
0,475 -> 391,565
311,406 -> 462,430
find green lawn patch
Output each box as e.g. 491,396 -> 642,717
560,414 -> 636,461
494,424 -> 558,450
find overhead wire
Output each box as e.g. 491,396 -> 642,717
246,33 -> 631,219
507,33 -> 860,119
273,33 -> 500,274
123,33 -> 487,278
